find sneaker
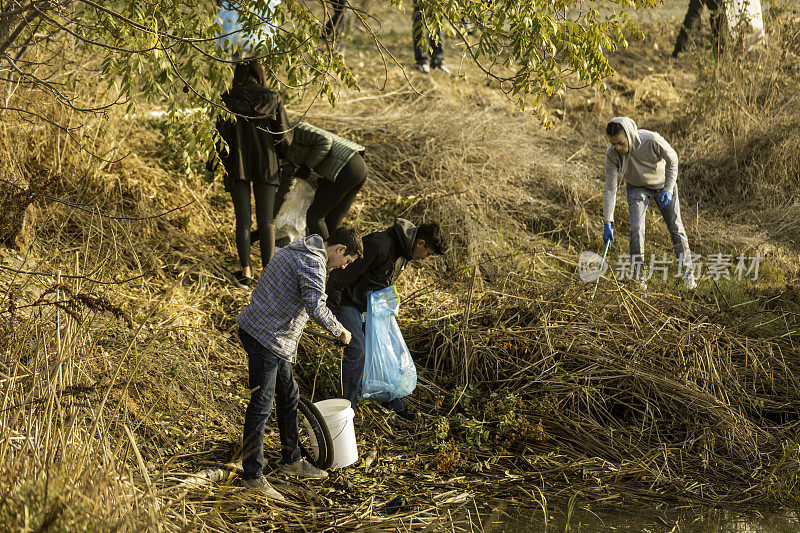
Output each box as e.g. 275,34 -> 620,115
383,494 -> 410,514
431,64 -> 451,74
280,458 -> 328,479
241,476 -> 285,500
413,62 -> 430,74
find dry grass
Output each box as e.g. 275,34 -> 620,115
677,10 -> 800,212
2,3 -> 800,531
405,261 -> 800,506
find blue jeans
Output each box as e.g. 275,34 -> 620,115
626,184 -> 693,276
335,305 -> 404,412
240,327 -> 301,480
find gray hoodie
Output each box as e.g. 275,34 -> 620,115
603,117 -> 679,222
237,234 -> 343,362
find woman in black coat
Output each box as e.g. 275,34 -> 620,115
216,60 -> 291,287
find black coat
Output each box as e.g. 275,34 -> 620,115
216,84 -> 292,189
327,219 -> 418,313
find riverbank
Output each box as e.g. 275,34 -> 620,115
2,1 -> 800,530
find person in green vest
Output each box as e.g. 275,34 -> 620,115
280,121 -> 367,240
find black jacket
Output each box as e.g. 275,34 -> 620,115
327,219 -> 418,313
216,84 -> 292,189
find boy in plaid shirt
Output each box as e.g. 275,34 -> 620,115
237,226 -> 362,498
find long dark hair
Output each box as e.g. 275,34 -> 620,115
232,60 -> 267,87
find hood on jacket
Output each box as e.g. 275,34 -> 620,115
391,218 -> 418,259
221,84 -> 281,118
609,116 -> 642,152
285,234 -> 327,264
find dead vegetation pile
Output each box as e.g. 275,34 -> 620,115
401,258 -> 800,508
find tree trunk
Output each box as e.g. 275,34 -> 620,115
0,2 -> 33,55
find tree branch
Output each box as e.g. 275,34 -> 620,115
0,263 -> 146,285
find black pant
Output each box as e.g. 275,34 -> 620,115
229,179 -> 276,269
672,0 -> 724,57
323,0 -> 349,39
412,1 -> 444,67
306,153 -> 367,239
240,328 -> 301,480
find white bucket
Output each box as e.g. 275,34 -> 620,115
315,398 -> 358,469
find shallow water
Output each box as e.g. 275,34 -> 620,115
483,507 -> 799,532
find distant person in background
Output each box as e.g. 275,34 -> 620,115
216,0 -> 282,58
327,219 -> 448,419
602,117 -> 697,292
411,0 -> 450,74
280,121 -> 367,240
460,0 -> 493,37
216,60 -> 292,288
321,0 -> 351,46
671,0 -> 725,59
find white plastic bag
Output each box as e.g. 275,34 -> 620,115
275,179 -> 315,241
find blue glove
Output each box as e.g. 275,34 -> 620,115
657,189 -> 673,209
602,222 -> 614,245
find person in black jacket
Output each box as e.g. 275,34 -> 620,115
321,0 -> 350,46
327,219 -> 447,418
216,60 -> 292,287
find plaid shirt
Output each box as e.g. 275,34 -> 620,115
237,235 -> 344,362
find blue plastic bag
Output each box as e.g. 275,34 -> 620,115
361,286 -> 417,402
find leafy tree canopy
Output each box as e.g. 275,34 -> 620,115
0,0 -> 657,168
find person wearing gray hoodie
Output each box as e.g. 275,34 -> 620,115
236,227 -> 362,497
603,117 -> 696,290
